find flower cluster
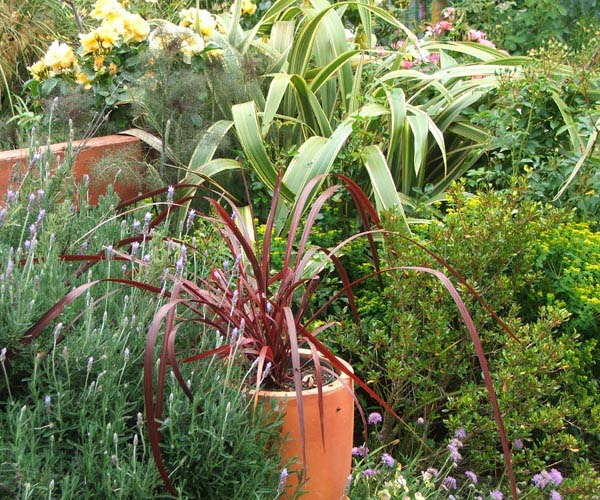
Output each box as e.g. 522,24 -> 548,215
395,42 -> 440,70
426,7 -> 456,37
28,41 -> 76,81
178,8 -> 218,36
83,0 -> 149,51
147,7 -> 226,64
28,0 -> 150,90
532,468 -> 563,499
26,0 -> 225,115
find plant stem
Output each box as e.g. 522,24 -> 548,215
61,0 -> 84,33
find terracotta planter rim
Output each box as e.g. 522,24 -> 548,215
254,349 -> 353,399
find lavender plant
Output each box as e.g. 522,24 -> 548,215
0,148 -> 284,498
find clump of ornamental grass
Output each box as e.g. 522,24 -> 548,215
26,173 -> 529,498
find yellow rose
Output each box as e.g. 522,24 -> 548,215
96,23 -> 120,49
44,40 -> 76,73
241,0 -> 257,16
178,8 -> 216,37
91,0 -> 127,22
109,62 -> 118,75
180,32 -> 205,64
28,59 -> 48,81
104,17 -> 126,37
76,71 -> 92,89
122,13 -> 150,43
79,32 -> 101,55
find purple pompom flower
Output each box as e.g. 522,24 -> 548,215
443,476 -> 457,491
381,453 -> 395,467
368,412 -> 382,425
465,470 -> 478,484
447,441 -> 462,463
351,445 -> 369,457
549,469 -> 563,486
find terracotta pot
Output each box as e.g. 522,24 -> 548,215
0,134 -> 144,205
258,351 -> 354,500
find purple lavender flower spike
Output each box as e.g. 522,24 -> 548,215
454,428 -> 467,441
27,193 -> 36,211
277,467 -> 288,494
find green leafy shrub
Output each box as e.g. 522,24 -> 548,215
450,0 -> 599,54
325,182 -> 600,493
464,57 -> 599,211
530,221 -> 600,342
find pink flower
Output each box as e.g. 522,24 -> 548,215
468,29 -> 485,42
478,38 -> 496,49
443,7 -> 455,20
439,20 -> 452,31
376,46 -> 385,57
401,59 -> 413,69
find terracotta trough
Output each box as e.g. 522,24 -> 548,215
0,134 -> 144,205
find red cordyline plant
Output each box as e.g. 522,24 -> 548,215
23,175 -> 518,499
